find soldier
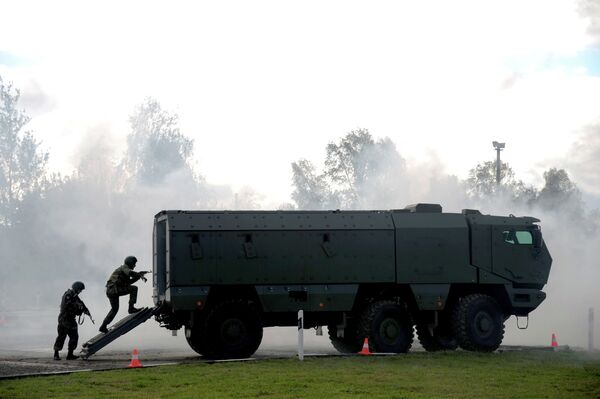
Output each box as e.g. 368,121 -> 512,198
99,256 -> 148,333
53,281 -> 90,360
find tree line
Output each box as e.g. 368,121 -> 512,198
0,75 -> 597,309
1,75 -> 595,228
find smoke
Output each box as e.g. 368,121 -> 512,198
579,0 -> 600,47
564,123 -> 600,196
506,208 -> 600,347
301,131 -> 600,348
17,79 -> 56,117
0,103 -> 271,352
1,111 -> 599,356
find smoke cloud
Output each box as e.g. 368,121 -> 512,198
1,104 -> 599,356
579,0 -> 600,47
289,130 -> 600,348
565,123 -> 600,196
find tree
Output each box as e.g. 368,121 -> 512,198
121,98 -> 194,186
537,168 -> 583,214
323,129 -> 407,208
291,129 -> 409,209
324,129 -> 373,205
466,160 -> 525,203
0,76 -> 49,225
291,159 -> 333,209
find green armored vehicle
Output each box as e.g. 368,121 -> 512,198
152,204 -> 552,358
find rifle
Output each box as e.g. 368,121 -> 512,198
137,270 -> 151,283
78,306 -> 95,325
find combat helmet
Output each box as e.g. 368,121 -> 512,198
124,256 -> 138,267
72,281 -> 85,293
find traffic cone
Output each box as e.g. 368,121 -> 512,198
128,348 -> 143,368
358,338 -> 372,355
551,333 -> 558,348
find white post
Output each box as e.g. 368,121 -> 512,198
589,308 -> 594,353
298,309 -> 304,361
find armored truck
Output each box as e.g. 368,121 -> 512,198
152,204 -> 552,359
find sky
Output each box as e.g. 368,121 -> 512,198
1,0 -> 600,206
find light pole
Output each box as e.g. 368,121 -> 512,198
492,141 -> 505,185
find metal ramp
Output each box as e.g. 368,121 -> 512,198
80,307 -> 159,359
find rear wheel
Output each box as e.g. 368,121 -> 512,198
416,323 -> 458,352
359,300 -> 413,353
452,294 -> 504,352
201,300 -> 263,359
185,325 -> 205,355
185,313 -> 207,356
327,321 -> 362,354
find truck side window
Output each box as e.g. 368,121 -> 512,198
515,231 -> 533,244
503,230 -> 533,245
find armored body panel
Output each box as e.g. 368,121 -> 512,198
153,204 -> 552,358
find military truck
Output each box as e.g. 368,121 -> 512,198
152,204 -> 552,359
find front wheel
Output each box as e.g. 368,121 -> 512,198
452,294 -> 504,352
359,300 -> 413,353
201,300 -> 263,359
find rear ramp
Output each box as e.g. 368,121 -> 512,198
80,307 -> 159,359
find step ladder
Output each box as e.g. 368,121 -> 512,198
80,306 -> 159,359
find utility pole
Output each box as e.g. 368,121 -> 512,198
492,141 -> 505,185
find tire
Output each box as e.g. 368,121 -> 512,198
201,300 -> 263,359
185,312 -> 207,356
359,300 -> 413,353
185,325 -> 206,356
452,294 -> 504,352
416,323 -> 458,352
327,322 -> 362,354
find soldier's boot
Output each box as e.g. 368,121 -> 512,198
66,350 -> 79,360
128,304 -> 142,314
99,323 -> 108,334
53,350 -> 60,361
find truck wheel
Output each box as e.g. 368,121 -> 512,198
359,300 -> 413,353
327,323 -> 362,354
185,325 -> 206,355
185,312 -> 208,355
201,300 -> 263,359
416,323 -> 458,352
452,294 -> 504,352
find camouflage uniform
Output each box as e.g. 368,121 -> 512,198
100,264 -> 142,329
53,289 -> 88,353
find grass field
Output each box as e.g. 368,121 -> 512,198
1,351 -> 599,399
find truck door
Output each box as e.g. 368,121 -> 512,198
491,226 -> 549,284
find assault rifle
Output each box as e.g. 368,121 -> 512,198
136,270 -> 151,283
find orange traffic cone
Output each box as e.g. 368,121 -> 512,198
128,348 -> 143,368
358,338 -> 372,355
551,333 -> 558,348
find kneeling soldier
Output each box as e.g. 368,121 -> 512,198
53,281 -> 90,360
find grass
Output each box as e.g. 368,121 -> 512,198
1,351 -> 599,399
